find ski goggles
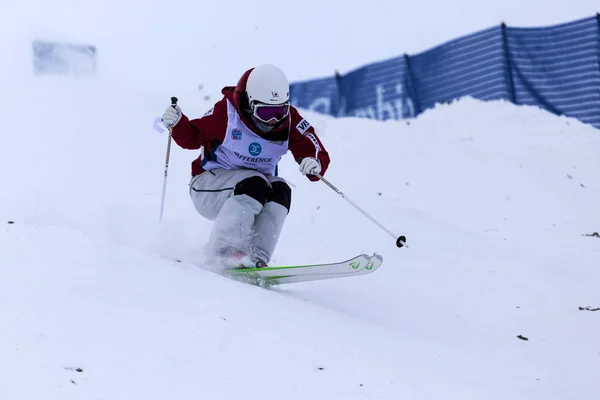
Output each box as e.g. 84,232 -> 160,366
251,101 -> 290,123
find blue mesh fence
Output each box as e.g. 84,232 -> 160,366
290,15 -> 600,129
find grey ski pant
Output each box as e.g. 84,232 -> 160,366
189,168 -> 289,264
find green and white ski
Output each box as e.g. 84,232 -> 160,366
223,253 -> 384,287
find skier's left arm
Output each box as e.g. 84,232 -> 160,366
288,108 -> 330,182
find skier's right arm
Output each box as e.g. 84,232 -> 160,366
163,98 -> 227,150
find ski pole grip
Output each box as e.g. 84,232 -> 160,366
170,96 -> 178,107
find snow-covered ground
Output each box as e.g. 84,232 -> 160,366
1,72 -> 599,399
2,1 -> 600,398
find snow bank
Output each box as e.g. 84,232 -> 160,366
2,69 -> 599,400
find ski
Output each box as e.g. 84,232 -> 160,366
223,253 -> 384,287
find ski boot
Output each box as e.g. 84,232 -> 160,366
216,247 -> 268,269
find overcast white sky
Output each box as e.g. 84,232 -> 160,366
2,1 -> 598,95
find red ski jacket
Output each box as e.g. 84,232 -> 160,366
170,68 -> 330,181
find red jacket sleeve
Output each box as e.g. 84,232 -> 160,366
288,107 -> 331,182
171,98 -> 228,149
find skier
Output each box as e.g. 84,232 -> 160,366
161,64 -> 330,268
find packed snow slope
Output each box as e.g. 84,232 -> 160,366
1,75 -> 600,400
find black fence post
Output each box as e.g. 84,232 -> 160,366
597,14 -> 600,64
403,54 -> 421,115
597,14 -> 600,81
334,70 -> 343,117
501,22 -> 517,104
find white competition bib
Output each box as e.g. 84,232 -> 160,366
202,100 -> 289,176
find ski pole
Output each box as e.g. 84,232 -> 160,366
315,173 -> 407,248
159,96 -> 178,223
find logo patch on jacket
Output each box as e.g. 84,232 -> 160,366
296,119 -> 311,134
231,128 -> 242,140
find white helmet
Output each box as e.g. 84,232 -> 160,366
246,64 -> 290,106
